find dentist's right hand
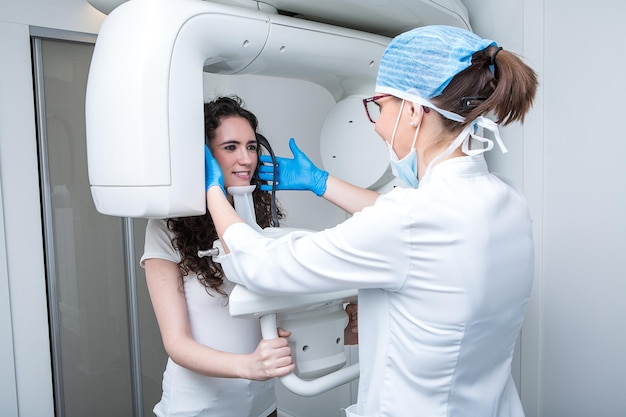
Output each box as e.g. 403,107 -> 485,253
204,144 -> 225,194
258,138 -> 329,196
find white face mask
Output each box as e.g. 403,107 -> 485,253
386,100 -> 421,188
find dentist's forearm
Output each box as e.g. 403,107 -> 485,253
206,186 -> 242,254
322,176 -> 380,215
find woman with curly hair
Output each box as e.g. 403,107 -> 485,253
141,95 -> 294,417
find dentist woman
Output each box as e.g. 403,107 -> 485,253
206,25 -> 538,417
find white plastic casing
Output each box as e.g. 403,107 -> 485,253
86,0 -> 270,217
85,0 -> 389,218
320,96 -> 395,189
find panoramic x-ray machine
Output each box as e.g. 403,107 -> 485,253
85,0 -> 470,396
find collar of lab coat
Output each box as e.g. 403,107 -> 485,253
419,153 -> 489,187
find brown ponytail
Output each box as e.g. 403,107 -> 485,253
431,45 -> 538,132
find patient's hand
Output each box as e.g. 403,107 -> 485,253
246,328 -> 295,380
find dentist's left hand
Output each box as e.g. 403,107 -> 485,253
205,144 -> 225,194
258,138 -> 328,196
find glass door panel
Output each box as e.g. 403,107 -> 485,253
36,37 -> 134,417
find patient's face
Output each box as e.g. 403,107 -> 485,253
210,116 -> 258,189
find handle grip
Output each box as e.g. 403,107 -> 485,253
260,313 -> 359,396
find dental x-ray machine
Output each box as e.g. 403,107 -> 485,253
85,0 -> 471,396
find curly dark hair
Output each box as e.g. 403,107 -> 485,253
167,95 -> 283,297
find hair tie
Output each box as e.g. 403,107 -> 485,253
490,46 -> 503,66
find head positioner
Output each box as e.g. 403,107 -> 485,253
376,25 -> 495,121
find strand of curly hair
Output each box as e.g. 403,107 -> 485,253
167,184 -> 282,298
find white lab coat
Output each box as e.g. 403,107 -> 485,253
220,154 -> 534,417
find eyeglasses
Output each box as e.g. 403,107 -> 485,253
362,94 -> 392,123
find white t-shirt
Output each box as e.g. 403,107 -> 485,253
219,154 -> 534,417
141,219 -> 276,417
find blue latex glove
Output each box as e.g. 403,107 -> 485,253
204,144 -> 225,194
258,138 -> 329,196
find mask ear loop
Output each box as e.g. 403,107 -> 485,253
421,124 -> 471,184
389,99 -> 406,149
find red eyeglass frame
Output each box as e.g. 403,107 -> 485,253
362,94 -> 392,123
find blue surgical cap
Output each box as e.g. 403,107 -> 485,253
376,25 -> 496,121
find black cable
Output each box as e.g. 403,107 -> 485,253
255,133 -> 279,227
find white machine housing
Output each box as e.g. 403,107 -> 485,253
86,0 -> 391,217
85,0 -> 470,218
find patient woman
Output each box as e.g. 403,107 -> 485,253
141,95 -> 294,417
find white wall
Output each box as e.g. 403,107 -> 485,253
0,172 -> 18,417
0,2 -> 105,416
0,23 -> 54,417
465,1 -> 626,416
540,1 -> 626,415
